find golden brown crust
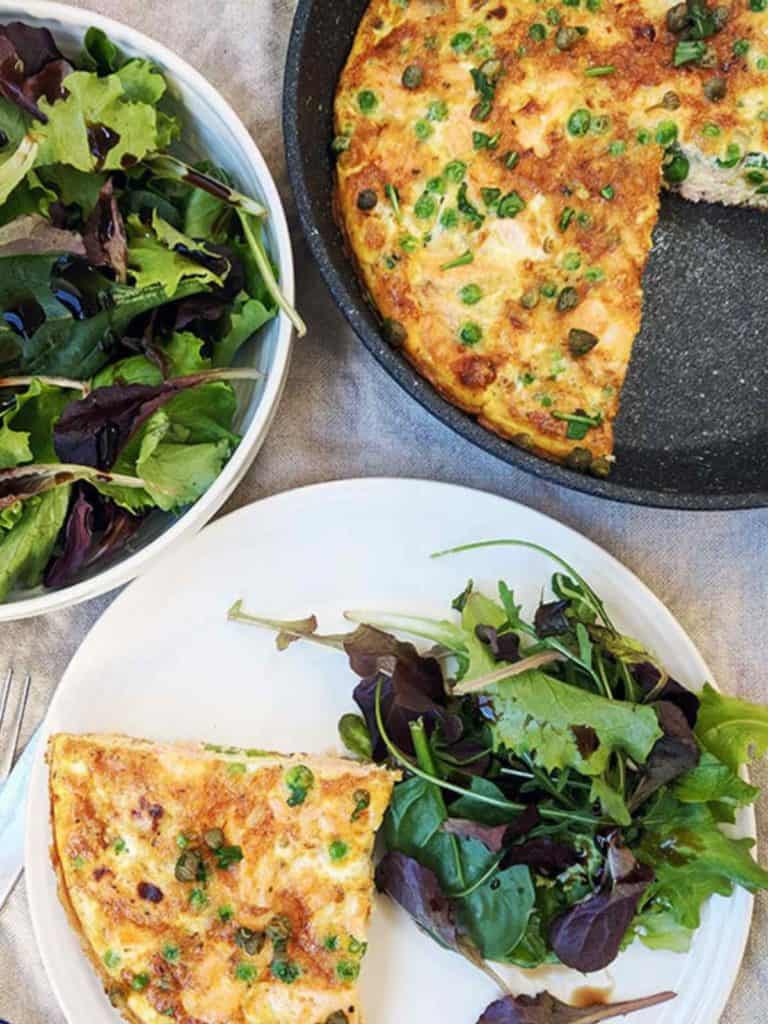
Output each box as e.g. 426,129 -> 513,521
49,733 -> 397,1024
333,0 -> 768,469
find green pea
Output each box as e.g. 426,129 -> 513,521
459,283 -> 483,304
440,207 -> 459,228
427,99 -> 448,121
459,321 -> 482,345
338,713 -> 373,759
414,193 -> 437,218
444,159 -> 467,182
567,109 -> 591,136
562,252 -> 581,270
663,145 -> 690,183
131,973 -> 150,992
655,120 -> 678,145
271,959 -> 301,984
357,90 -> 378,114
329,840 -> 349,861
451,31 -> 474,53
529,23 -> 547,41
285,764 -> 314,806
414,119 -> 433,140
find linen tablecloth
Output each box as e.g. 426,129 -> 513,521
1,1 -> 766,1020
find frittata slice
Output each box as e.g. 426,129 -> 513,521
333,0 -> 768,473
48,733 -> 396,1024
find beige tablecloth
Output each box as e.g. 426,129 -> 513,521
1,1 -> 767,1020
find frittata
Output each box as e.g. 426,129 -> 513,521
48,733 -> 396,1024
334,0 -> 768,472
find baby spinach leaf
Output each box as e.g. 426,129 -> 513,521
80,27 -> 126,76
213,295 -> 274,368
695,683 -> 768,771
448,778 -> 539,827
490,670 -> 662,777
475,990 -> 675,1024
460,863 -> 535,960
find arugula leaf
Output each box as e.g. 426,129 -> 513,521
0,487 -> 68,600
34,67 -> 162,172
695,683 -> 768,771
489,670 -> 662,776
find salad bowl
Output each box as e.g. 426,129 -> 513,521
0,1 -> 294,621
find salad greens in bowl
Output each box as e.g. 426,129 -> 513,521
0,5 -> 299,619
230,538 -> 768,1024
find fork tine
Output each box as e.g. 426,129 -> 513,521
0,666 -> 12,730
0,670 -> 30,783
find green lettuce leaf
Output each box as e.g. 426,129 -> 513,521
214,295 -> 274,368
33,66 -> 163,172
695,683 -> 768,772
0,378 -> 72,468
674,750 -> 759,808
0,488 -> 69,600
127,212 -> 225,294
489,670 -> 662,776
37,164 -> 106,217
98,385 -> 235,513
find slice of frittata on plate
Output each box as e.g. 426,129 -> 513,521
48,734 -> 397,1024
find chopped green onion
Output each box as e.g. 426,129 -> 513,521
674,40 -> 707,65
609,140 -> 627,155
440,250 -> 474,270
473,130 -> 501,149
444,159 -> 467,182
585,65 -> 615,76
503,150 -> 520,169
600,184 -> 615,199
427,99 -> 449,121
497,191 -> 526,217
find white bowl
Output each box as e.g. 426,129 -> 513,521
0,2 -> 294,622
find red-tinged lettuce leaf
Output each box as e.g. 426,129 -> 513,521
53,369 -> 254,470
43,483 -> 142,588
501,839 -> 580,877
475,624 -> 521,662
630,661 -> 700,727
0,214 -> 85,257
375,851 -> 459,950
548,840 -> 653,972
441,818 -> 510,852
0,461 -> 144,509
83,179 -> 128,282
476,990 -> 675,1024
0,23 -> 70,121
629,701 -> 700,811
534,600 -> 570,637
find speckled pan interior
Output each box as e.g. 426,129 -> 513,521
282,0 -> 768,509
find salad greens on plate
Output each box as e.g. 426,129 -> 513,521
230,538 -> 768,1024
0,21 -> 302,601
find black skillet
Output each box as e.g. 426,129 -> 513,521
282,0 -> 768,509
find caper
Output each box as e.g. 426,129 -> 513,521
203,828 -> 225,851
568,328 -> 599,356
338,713 -> 373,760
700,47 -> 718,68
703,76 -> 727,102
520,287 -> 540,310
331,134 -> 350,154
235,926 -> 266,956
556,286 -> 580,313
266,914 -> 293,946
512,432 -> 534,450
401,63 -> 424,89
382,318 -> 407,347
590,456 -> 612,478
326,1013 -> 349,1024
661,90 -> 680,110
666,2 -> 689,32
357,188 -> 378,211
566,447 -> 593,472
555,26 -> 581,50
480,58 -> 503,80
108,986 -> 126,1008
712,5 -> 729,30
175,849 -> 202,882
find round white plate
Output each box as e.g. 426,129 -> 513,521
26,478 -> 754,1024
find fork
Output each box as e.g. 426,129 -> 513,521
0,667 -> 34,911
0,667 -> 32,786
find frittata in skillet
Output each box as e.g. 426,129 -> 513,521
334,0 -> 768,472
48,733 -> 396,1024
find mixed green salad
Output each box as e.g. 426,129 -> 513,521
231,539 -> 768,1024
0,21 -> 302,601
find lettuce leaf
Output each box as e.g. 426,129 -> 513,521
33,65 -> 163,172
0,486 -> 68,600
489,670 -> 663,776
695,683 -> 768,771
126,212 -> 226,294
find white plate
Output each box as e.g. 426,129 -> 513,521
0,2 -> 294,621
25,478 -> 754,1024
